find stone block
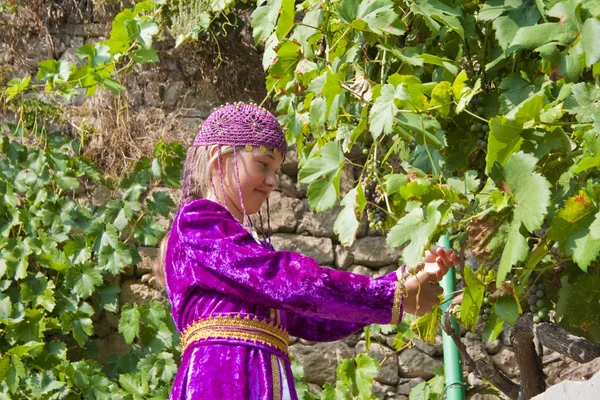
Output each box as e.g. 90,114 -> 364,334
491,347 -> 519,377
162,81 -> 185,107
335,245 -> 354,270
297,203 -> 342,238
136,246 -> 159,276
398,348 -> 442,379
270,234 -> 334,265
281,146 -> 299,178
253,191 -> 303,233
461,337 -> 493,365
290,341 -> 353,386
119,279 -> 167,307
339,236 -> 400,268
484,339 -> 502,355
396,377 -> 424,395
348,265 -> 373,277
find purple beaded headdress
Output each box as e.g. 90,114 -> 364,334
180,102 -> 287,240
193,103 -> 287,156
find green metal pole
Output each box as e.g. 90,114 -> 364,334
437,234 -> 465,400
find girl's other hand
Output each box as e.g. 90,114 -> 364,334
421,245 -> 458,281
400,246 -> 459,316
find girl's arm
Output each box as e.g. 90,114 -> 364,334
167,200 -> 404,326
285,271 -> 399,341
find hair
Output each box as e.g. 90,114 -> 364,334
153,144 -> 234,288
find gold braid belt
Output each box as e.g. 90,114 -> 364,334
180,314 -> 290,357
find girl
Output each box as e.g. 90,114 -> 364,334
156,103 -> 457,400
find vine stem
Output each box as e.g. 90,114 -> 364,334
463,108 -> 490,123
330,26 -> 351,55
380,340 -> 413,366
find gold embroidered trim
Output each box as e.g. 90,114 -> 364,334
181,314 -> 290,356
271,354 -> 281,400
391,280 -> 406,325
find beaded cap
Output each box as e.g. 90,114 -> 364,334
193,103 -> 287,157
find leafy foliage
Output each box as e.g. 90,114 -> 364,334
4,0 -> 600,398
0,123 -> 183,397
0,1 -> 185,391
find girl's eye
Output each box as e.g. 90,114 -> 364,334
258,161 -> 268,168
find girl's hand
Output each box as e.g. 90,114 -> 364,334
421,245 -> 458,282
401,246 -> 459,316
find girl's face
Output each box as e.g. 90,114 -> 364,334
215,147 -> 284,221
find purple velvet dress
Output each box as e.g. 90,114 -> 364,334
165,199 -> 404,400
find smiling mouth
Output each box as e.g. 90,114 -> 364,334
255,189 -> 269,197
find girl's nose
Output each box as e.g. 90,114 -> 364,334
265,171 -> 278,187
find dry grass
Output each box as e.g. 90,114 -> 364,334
65,91 -> 195,174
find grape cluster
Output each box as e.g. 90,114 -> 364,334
469,97 -> 489,147
526,275 -> 550,323
479,292 -> 492,322
363,180 -> 386,230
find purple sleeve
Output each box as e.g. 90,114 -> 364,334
167,200 -> 403,325
285,271 -> 401,341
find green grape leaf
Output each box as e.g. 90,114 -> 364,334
430,81 -> 452,116
334,187 -> 366,246
6,341 -> 43,357
486,117 -> 523,172
119,304 -> 141,344
338,0 -> 404,35
565,275 -> 600,341
411,0 -> 464,39
133,217 -> 165,246
354,354 -> 379,397
252,0 -> 283,44
461,266 -> 485,328
54,172 -> 80,190
131,48 -> 158,63
369,83 -> 411,139
5,355 -> 25,393
135,19 -> 158,49
569,83 -> 600,132
119,371 -> 149,396
145,301 -> 168,326
275,0 -> 295,40
146,191 -> 175,218
0,356 -> 10,384
504,152 -> 551,231
590,210 -> 600,240
270,40 -> 301,80
387,199 -> 445,267
298,142 -> 344,184
72,317 -> 94,347
482,313 -> 504,342
336,354 -> 379,397
566,213 -> 600,272
70,265 -> 103,299
307,178 -> 337,212
410,306 -> 442,343
582,17 -> 600,67
494,295 -> 520,325
20,273 -> 56,312
320,381 -> 351,400
409,381 -> 430,400
95,284 -> 121,313
138,352 -> 178,384
497,220 -> 528,285
99,242 -> 133,274
0,297 -> 11,321
511,22 -> 577,50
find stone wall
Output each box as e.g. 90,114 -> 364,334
1,3 -> 596,399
